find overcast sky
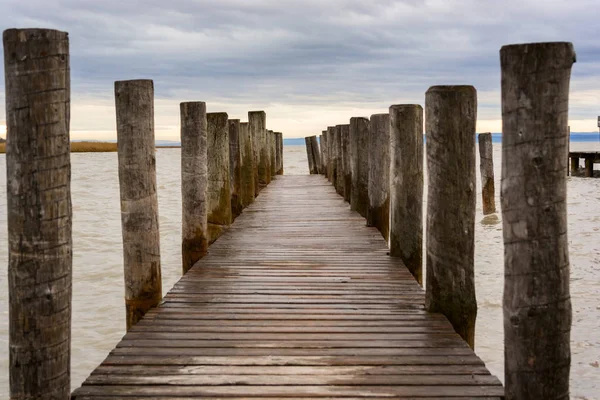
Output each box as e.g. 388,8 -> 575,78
1,0 -> 599,140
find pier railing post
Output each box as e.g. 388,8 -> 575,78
335,125 -> 345,196
115,79 -> 162,330
275,132 -> 284,175
320,131 -> 328,177
240,122 -> 256,206
478,132 -> 496,215
269,130 -> 277,180
341,124 -> 352,202
181,102 -> 208,274
350,117 -> 370,219
305,136 -> 317,174
425,86 -> 477,348
4,28 -> 72,399
249,111 -> 266,192
327,126 -> 335,183
229,119 -> 243,218
207,112 -> 232,244
368,114 -> 390,241
389,105 -> 424,285
501,41 -> 575,400
310,135 -> 321,175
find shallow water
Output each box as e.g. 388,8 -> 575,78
0,143 -> 598,398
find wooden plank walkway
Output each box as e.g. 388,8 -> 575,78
72,175 -> 504,399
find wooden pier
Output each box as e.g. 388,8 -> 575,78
570,151 -> 599,177
72,175 -> 503,399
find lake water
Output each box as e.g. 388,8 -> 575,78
0,143 -> 599,398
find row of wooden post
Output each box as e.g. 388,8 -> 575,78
306,42 -> 575,400
3,28 -> 285,400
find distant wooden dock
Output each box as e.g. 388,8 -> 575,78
72,175 -> 503,399
570,151 -> 600,177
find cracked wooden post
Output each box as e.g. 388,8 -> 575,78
310,135 -> 321,175
425,85 -> 477,348
327,126 -> 335,183
181,102 -> 208,274
229,119 -> 243,219
269,130 -> 277,180
4,28 -> 72,400
335,125 -> 345,196
341,124 -> 352,203
368,114 -> 390,241
239,122 -> 256,207
320,131 -> 328,177
478,133 -> 496,215
207,112 -> 232,244
501,41 -> 575,400
350,117 -> 370,219
389,105 -> 424,285
115,79 -> 162,331
275,132 -> 284,175
305,136 -> 317,174
249,111 -> 266,192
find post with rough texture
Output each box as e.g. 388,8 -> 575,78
229,119 -> 243,218
239,122 -> 256,207
249,111 -> 266,192
341,124 -> 351,202
350,117 -> 370,219
320,131 -> 328,177
181,102 -> 208,274
478,133 -> 496,215
275,132 -> 284,175
389,105 -> 424,285
269,130 -> 277,180
4,28 -> 72,400
305,136 -> 316,174
335,125 -> 345,196
327,126 -> 335,183
425,86 -> 477,348
310,135 -> 321,174
368,114 -> 390,241
501,42 -> 574,400
207,113 -> 232,244
115,79 -> 162,331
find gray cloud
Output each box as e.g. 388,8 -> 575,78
1,0 -> 599,138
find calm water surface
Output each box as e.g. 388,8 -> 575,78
0,144 -> 598,398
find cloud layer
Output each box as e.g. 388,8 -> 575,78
1,0 -> 599,139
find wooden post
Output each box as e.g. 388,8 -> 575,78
249,111 -> 266,192
320,131 -> 328,177
389,105 -> 424,285
310,135 -> 321,174
229,119 -> 243,218
207,112 -> 232,244
181,102 -> 208,274
275,132 -> 284,175
269,130 -> 277,180
4,28 -> 72,399
570,155 -> 579,175
240,122 -> 256,206
567,126 -> 570,176
335,125 -> 345,196
327,126 -> 335,183
350,117 -> 370,219
585,156 -> 594,177
501,42 -> 574,400
478,133 -> 496,215
305,136 -> 319,174
341,124 -> 352,203
115,79 -> 162,331
368,114 -> 390,241
425,85 -> 477,348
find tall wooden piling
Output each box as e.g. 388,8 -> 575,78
229,119 -> 243,219
181,102 -> 208,274
4,28 -> 72,399
249,111 -> 266,192
240,122 -> 256,206
305,136 -> 317,174
335,125 -> 345,196
320,131 -> 328,177
341,125 -> 352,202
275,132 -> 284,175
501,42 -> 574,400
350,117 -> 370,218
269,130 -> 277,180
478,133 -> 496,215
207,112 -> 232,244
310,135 -> 321,174
389,105 -> 424,285
368,114 -> 390,241
115,79 -> 162,331
327,126 -> 335,183
425,85 -> 477,348
330,126 -> 340,187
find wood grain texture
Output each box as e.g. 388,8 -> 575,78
72,175 -> 502,399
335,125 -> 345,196
4,28 -> 72,400
239,122 -> 256,206
389,105 -> 423,285
181,102 -> 208,274
275,132 -> 284,175
368,114 -> 390,241
305,136 -> 318,174
327,126 -> 335,183
115,79 -> 162,331
341,124 -> 351,203
425,86 -> 477,349
319,133 -> 327,175
269,130 -> 277,180
500,42 -> 574,400
207,113 -> 232,244
228,119 -> 243,219
310,135 -> 321,175
249,111 -> 265,195
478,133 -> 496,215
350,117 -> 370,219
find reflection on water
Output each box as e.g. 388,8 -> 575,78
0,143 -> 598,398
